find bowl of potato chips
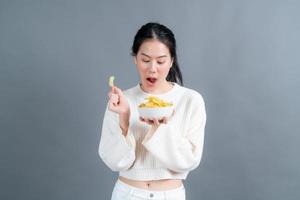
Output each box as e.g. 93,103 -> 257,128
138,96 -> 174,119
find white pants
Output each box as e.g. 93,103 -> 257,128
111,179 -> 186,200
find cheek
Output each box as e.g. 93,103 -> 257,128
136,62 -> 148,73
162,64 -> 171,74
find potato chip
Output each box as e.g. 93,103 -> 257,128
108,76 -> 115,87
139,96 -> 173,108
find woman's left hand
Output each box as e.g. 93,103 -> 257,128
139,111 -> 174,142
139,110 -> 175,127
139,117 -> 166,126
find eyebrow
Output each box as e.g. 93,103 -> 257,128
141,53 -> 167,59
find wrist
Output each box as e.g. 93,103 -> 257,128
120,125 -> 128,136
143,125 -> 159,142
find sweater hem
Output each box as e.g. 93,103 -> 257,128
119,168 -> 188,181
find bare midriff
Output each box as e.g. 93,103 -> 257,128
118,176 -> 183,191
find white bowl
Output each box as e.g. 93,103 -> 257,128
138,105 -> 174,119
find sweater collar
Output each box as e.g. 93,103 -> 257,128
136,82 -> 179,97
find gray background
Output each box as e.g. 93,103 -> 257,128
1,0 -> 299,199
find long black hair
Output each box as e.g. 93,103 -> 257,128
131,22 -> 183,85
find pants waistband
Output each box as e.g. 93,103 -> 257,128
115,179 -> 185,199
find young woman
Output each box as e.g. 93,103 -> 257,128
99,22 -> 206,200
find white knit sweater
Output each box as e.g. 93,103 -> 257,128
98,83 -> 206,181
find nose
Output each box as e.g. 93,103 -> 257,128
148,62 -> 157,73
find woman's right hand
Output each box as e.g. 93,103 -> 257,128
108,86 -> 129,114
108,86 -> 130,136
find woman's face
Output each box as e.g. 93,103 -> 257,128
134,39 -> 173,93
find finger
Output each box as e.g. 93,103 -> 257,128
139,117 -> 145,122
112,86 -> 117,94
153,119 -> 160,126
108,96 -> 118,107
110,93 -> 119,104
108,86 -> 117,98
113,86 -> 124,97
162,117 -> 168,124
146,118 -> 154,125
108,101 -> 118,112
108,91 -> 112,98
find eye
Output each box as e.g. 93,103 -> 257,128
157,61 -> 165,65
142,59 -> 150,63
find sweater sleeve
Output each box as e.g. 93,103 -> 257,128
142,94 -> 206,173
98,105 -> 136,171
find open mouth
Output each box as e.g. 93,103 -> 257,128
146,77 -> 157,84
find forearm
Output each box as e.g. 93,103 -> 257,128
119,110 -> 130,136
143,125 -> 159,143
99,106 -> 136,171
142,111 -> 205,173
